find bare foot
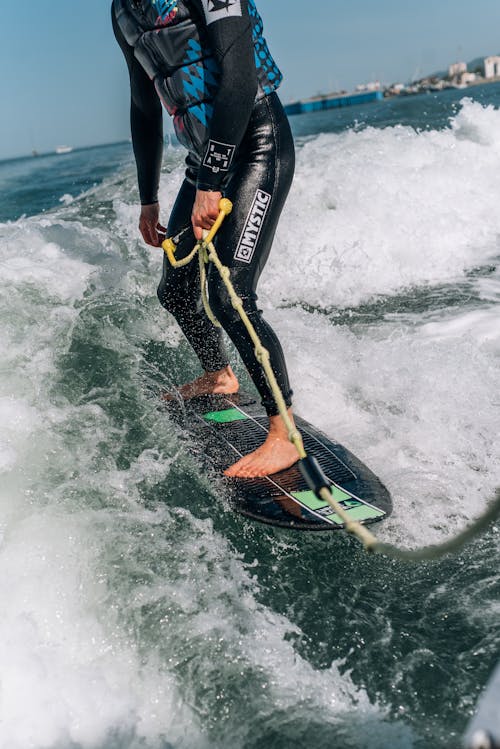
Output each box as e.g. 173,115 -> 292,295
224,410 -> 299,478
161,365 -> 239,401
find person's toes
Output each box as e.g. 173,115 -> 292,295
235,463 -> 257,478
224,457 -> 246,476
225,455 -> 265,478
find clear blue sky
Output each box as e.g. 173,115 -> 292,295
1,0 -> 500,159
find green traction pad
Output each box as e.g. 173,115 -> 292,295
203,408 -> 249,424
292,486 -> 385,526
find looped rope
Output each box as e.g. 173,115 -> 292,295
162,200 -> 500,561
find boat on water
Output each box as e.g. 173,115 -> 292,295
464,661 -> 500,749
55,145 -> 73,154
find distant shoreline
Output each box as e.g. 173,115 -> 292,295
285,76 -> 500,114
285,77 -> 500,116
0,139 -> 131,166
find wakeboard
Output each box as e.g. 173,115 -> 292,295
165,391 -> 392,531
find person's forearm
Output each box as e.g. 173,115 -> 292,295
196,17 -> 258,192
195,67 -> 257,191
112,7 -> 164,204
131,100 -> 164,205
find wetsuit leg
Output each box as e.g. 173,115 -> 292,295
157,179 -> 229,372
207,93 -> 295,416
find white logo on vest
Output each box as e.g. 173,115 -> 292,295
234,190 -> 271,264
201,0 -> 242,24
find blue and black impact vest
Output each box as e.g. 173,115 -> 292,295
112,0 -> 282,156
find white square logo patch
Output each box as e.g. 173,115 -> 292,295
203,140 -> 235,173
200,0 -> 242,24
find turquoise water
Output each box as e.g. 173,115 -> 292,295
0,85 -> 499,749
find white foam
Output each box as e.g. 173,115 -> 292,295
0,223 -> 95,300
0,397 -> 40,478
451,96 -> 500,147
0,509 -> 203,749
264,98 -> 500,308
0,216 -> 101,494
420,306 -> 500,348
103,508 -> 414,749
0,193 -> 295,748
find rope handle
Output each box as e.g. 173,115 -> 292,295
162,198 -> 233,266
201,197 -> 233,246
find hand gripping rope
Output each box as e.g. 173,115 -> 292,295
162,199 -> 500,562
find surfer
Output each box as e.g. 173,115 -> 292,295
112,0 -> 297,477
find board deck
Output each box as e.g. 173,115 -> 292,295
165,391 -> 392,531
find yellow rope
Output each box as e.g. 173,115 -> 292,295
162,200 -> 500,561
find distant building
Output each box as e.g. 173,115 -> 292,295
460,72 -> 477,85
448,61 -> 467,77
355,80 -> 381,92
484,56 -> 500,78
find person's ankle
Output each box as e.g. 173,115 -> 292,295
268,409 -> 294,437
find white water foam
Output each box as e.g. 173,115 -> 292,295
0,214 -> 203,748
264,98 -> 500,308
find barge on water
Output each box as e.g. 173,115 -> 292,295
284,89 -> 383,116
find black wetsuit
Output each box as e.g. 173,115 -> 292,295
112,0 -> 295,415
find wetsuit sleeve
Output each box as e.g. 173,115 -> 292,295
112,9 -> 163,205
193,0 -> 258,192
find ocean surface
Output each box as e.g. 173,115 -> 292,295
1,83 -> 499,749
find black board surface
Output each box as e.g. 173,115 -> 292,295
164,391 -> 392,531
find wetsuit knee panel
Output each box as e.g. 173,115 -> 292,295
157,276 -> 177,313
157,272 -> 193,316
206,276 -> 233,322
208,275 -> 262,329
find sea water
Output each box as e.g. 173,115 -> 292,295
0,84 -> 499,749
